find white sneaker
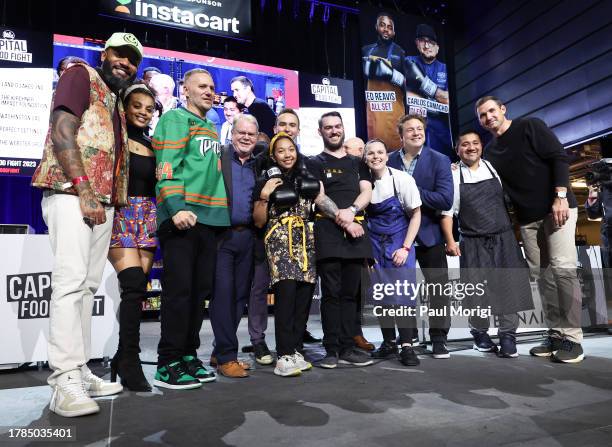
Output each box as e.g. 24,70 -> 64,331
49,371 -> 100,417
273,355 -> 302,377
81,367 -> 123,397
293,351 -> 312,371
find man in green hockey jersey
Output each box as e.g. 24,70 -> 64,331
153,68 -> 230,390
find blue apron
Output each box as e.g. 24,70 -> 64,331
366,169 -> 417,306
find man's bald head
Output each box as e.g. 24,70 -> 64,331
343,137 -> 366,159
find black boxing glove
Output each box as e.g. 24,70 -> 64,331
296,176 -> 320,200
270,183 -> 299,208
405,58 -> 438,99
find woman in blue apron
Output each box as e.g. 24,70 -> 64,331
364,139 -> 422,366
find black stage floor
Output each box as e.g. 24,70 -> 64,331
1,320 -> 611,446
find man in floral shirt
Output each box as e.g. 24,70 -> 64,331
31,32 -> 143,417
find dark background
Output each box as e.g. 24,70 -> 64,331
1,0 -> 611,233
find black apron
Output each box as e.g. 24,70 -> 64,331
313,155 -> 373,262
458,161 -> 534,314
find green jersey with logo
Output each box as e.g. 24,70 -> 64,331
153,107 -> 230,228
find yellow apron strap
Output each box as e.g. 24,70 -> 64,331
266,216 -> 309,272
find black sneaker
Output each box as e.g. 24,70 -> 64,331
552,339 -> 584,363
399,346 -> 420,366
182,356 -> 217,383
253,342 -> 273,365
497,334 -> 518,358
529,336 -> 563,357
154,361 -> 202,390
319,352 -> 338,369
339,348 -> 374,367
241,345 -> 254,353
432,342 -> 450,359
303,330 -> 321,344
471,330 -> 498,353
372,340 -> 398,359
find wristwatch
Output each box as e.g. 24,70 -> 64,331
349,204 -> 359,214
556,191 -> 567,199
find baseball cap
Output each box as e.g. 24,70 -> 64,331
104,32 -> 143,63
415,24 -> 438,43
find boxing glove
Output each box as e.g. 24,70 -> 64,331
296,176 -> 320,200
405,59 -> 437,99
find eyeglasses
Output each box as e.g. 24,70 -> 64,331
417,37 -> 438,46
234,130 -> 258,139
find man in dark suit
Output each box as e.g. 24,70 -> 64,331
387,114 -> 453,358
209,114 -> 261,378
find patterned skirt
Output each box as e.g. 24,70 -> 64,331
110,196 -> 158,249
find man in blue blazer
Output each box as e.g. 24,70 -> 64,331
387,114 -> 454,358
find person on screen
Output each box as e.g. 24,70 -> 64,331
405,24 -> 448,105
361,12 -> 407,150
56,56 -> 88,77
31,32 -> 144,417
404,24 -> 452,157
142,66 -> 161,88
230,75 -> 276,138
220,96 -> 242,145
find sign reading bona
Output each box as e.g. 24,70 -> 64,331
101,0 -> 252,40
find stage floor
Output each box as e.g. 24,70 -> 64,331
1,319 -> 612,446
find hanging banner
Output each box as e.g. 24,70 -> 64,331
0,68 -> 54,177
359,7 -> 453,158
99,0 -> 252,41
0,27 -> 53,69
297,73 -> 356,157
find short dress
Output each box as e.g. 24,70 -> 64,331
110,137 -> 158,249
264,197 -> 316,286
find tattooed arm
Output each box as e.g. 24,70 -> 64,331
314,181 -> 339,219
51,108 -> 106,225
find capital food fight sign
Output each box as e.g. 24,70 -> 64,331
100,0 -> 252,40
6,272 -> 105,319
0,27 -> 52,68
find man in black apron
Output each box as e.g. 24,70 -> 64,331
307,112 -> 374,369
441,131 -> 533,357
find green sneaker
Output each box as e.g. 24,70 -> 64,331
153,361 -> 202,390
182,356 -> 217,383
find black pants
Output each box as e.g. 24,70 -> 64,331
378,305 -> 416,344
318,258 -> 363,354
157,222 -> 219,367
415,243 -> 450,343
273,280 -> 314,356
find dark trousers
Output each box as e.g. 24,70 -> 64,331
157,222 -> 219,367
248,253 -> 270,345
415,243 -> 450,342
273,280 -> 314,356
318,258 -> 363,354
379,306 -> 416,344
209,228 -> 254,364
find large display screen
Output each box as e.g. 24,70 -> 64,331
0,33 -> 356,177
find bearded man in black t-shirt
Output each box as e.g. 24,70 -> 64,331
307,112 -> 374,368
476,95 -> 584,364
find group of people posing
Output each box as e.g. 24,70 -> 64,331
32,32 -> 585,419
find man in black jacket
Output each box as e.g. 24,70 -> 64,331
476,96 -> 583,363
